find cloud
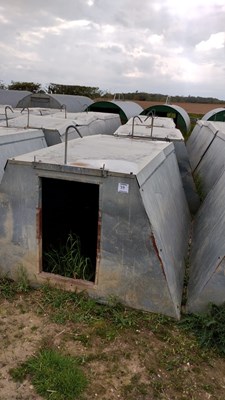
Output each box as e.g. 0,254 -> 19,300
196,32 -> 225,51
0,0 -> 224,98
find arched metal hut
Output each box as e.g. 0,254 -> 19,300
202,108 -> 225,122
88,100 -> 143,124
0,89 -> 32,107
140,104 -> 191,135
17,93 -> 94,112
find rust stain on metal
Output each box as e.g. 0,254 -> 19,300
150,233 -> 166,277
36,207 -> 42,241
95,210 -> 102,285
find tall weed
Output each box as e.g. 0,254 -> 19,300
44,233 -> 94,281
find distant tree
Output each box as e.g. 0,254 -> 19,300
119,92 -> 225,104
0,80 -> 6,89
101,90 -> 113,99
8,81 -> 42,93
47,83 -> 102,99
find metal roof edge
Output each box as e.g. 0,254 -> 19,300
137,142 -> 175,187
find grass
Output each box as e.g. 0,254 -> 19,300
0,265 -> 31,299
179,303 -> 225,355
43,233 -> 94,281
193,173 -> 205,203
39,284 -> 143,328
186,113 -> 204,141
2,275 -> 225,357
3,280 -> 225,399
10,348 -> 87,400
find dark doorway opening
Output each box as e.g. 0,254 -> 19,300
41,178 -> 99,282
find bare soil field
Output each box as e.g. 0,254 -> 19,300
1,283 -> 225,400
135,101 -> 225,116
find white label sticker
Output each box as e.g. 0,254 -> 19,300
118,183 -> 129,193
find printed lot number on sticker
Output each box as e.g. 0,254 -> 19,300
118,183 -> 129,193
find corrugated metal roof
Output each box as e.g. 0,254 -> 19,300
140,104 -> 191,134
0,89 -> 32,107
50,94 -> 94,112
169,104 -> 190,128
202,107 -> 225,121
111,100 -> 143,120
88,100 -> 143,123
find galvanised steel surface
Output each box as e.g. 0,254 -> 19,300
0,89 -> 32,108
50,94 -> 94,112
17,93 -> 94,112
114,116 -> 200,214
140,104 -> 191,135
0,112 -> 121,145
0,135 -> 190,318
0,106 -> 21,121
186,170 -> 225,313
186,120 -> 217,171
88,100 -> 143,124
65,112 -> 121,138
202,107 -> 225,122
0,127 -> 47,182
187,120 -> 225,195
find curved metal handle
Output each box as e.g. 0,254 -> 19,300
144,110 -> 156,137
64,124 -> 83,164
131,115 -> 143,136
5,105 -> 14,127
21,107 -> 30,128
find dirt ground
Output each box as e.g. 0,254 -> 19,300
134,101 -> 225,116
1,288 -> 225,400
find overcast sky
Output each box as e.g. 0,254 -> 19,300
0,0 -> 225,98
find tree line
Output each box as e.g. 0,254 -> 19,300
0,80 -> 224,104
123,92 -> 225,104
0,81 -> 104,99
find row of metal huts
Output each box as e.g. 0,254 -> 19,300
0,89 -> 225,319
